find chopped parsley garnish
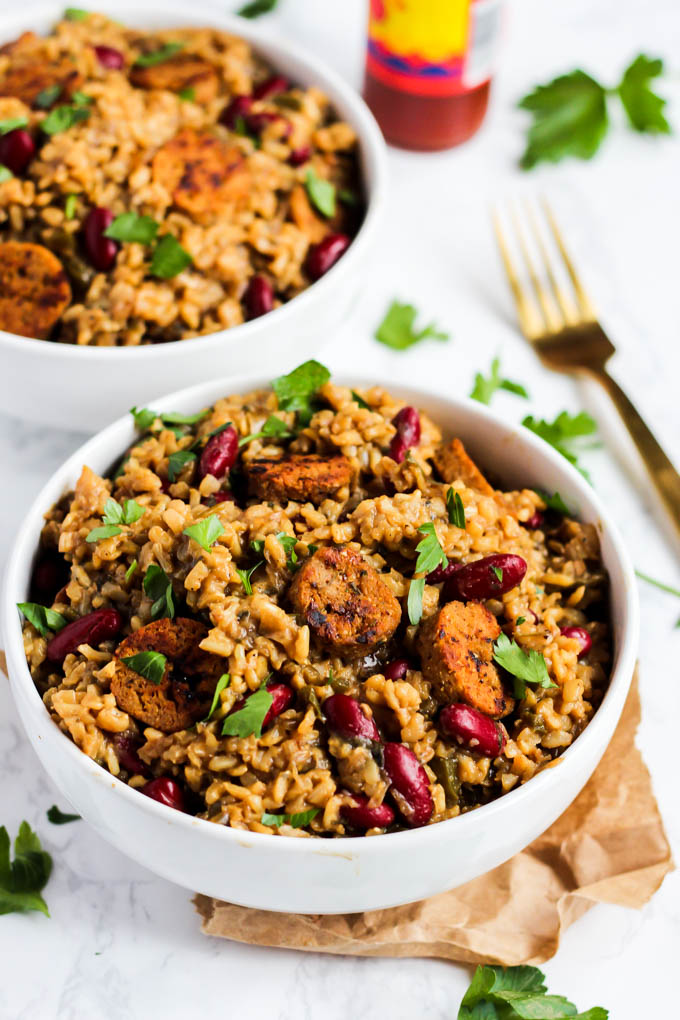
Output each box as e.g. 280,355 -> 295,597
167,449 -> 197,482
458,963 -> 608,1019
86,497 -> 144,542
222,685 -> 273,738
470,356 -> 529,405
250,539 -> 265,556
35,84 -> 63,109
618,54 -> 670,133
339,188 -> 358,206
277,532 -> 299,569
516,616 -> 526,626
121,650 -> 167,686
522,410 -> 598,481
64,194 -> 78,220
261,808 -> 319,828
17,602 -> 67,638
351,390 -> 371,410
41,103 -> 91,136
305,168 -> 336,218
375,299 -> 449,351
124,559 -> 138,582
178,87 -> 195,102
534,489 -> 572,515
0,821 -> 52,917
635,570 -> 680,627
85,524 -> 123,543
71,91 -> 93,108
0,166 -> 12,183
237,0 -> 279,17
492,565 -> 503,583
143,564 -> 175,620
150,234 -> 193,278
183,516 -> 225,552
202,673 -> 230,723
131,406 -> 208,431
130,405 -> 157,430
492,633 -> 557,699
133,43 -> 184,68
446,487 -> 466,528
46,805 -> 80,825
161,409 -> 209,425
104,211 -> 159,244
407,522 -> 448,626
236,560 -> 263,595
0,117 -> 29,135
272,359 -> 330,425
238,414 -> 291,447
64,7 -> 89,19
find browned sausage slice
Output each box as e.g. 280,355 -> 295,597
130,53 -> 218,104
151,128 -> 250,219
418,601 -> 514,718
289,546 -> 401,657
0,58 -> 83,106
0,242 -> 71,339
0,31 -> 38,56
246,454 -> 352,504
434,438 -> 495,497
111,617 -> 224,732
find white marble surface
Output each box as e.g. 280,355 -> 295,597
1,0 -> 680,1016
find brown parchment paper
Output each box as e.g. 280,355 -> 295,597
195,673 -> 673,965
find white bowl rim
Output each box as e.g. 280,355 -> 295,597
1,372 -> 639,857
0,0 -> 388,359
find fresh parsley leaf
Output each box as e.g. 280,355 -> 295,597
238,0 -> 278,17
375,300 -> 449,351
522,410 -> 597,480
250,539 -> 265,556
446,487 -> 466,528
407,577 -> 426,628
618,54 -> 670,134
238,414 -> 292,447
492,633 -> 557,699
17,602 -> 67,638
143,564 -> 175,620
261,808 -> 319,828
0,117 -> 29,135
351,390 -> 371,410
71,91 -> 93,107
35,84 -> 63,109
41,104 -> 91,136
64,194 -> 78,220
64,7 -> 89,19
470,356 -> 529,405
167,449 -> 197,482
458,965 -> 608,1020
272,359 -> 330,424
86,524 -> 122,543
202,673 -> 230,723
222,685 -> 273,738
534,489 -> 572,515
0,821 -> 52,917
305,168 -> 336,218
124,559 -> 138,582
635,570 -> 680,599
516,616 -> 526,626
518,70 -> 608,169
178,87 -> 195,102
161,409 -> 209,425
236,560 -> 263,595
407,522 -> 448,625
130,405 -> 157,430
339,188 -> 358,206
46,805 -> 80,825
101,497 -> 144,526
134,43 -> 184,68
150,234 -> 193,278
0,166 -> 12,183
492,565 -> 503,583
277,532 -> 298,569
183,516 -> 225,552
121,650 -> 167,686
121,499 -> 144,524
104,211 -> 159,244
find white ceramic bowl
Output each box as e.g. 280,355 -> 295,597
1,375 -> 639,913
0,1 -> 388,432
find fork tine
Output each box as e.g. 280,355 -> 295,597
492,210 -> 543,340
523,200 -> 579,327
509,205 -> 563,333
541,198 -> 596,321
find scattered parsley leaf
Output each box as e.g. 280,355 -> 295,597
492,565 -> 503,583
305,168 -> 336,218
125,559 -> 138,582
236,560 -> 263,595
121,650 -> 167,686
101,497 -> 144,526
250,539 -> 265,556
458,964 -> 608,1020
339,188 -> 358,206
446,488 -> 466,528
46,805 -> 80,825
64,7 -> 89,20
0,822 -> 52,917
492,633 -> 557,699
277,532 -> 298,569
470,356 -> 529,405
272,359 -> 330,425
0,166 -> 12,183
518,70 -> 608,169
238,0 -> 278,17
178,87 -> 195,102
64,194 -> 78,220
534,489 -> 572,515
522,410 -> 597,480
161,409 -> 209,426
167,449 -> 197,482
134,43 -> 184,68
35,84 -> 63,109
222,685 -> 273,738
183,516 -> 225,552
17,603 -> 67,638
617,54 -> 670,134
143,565 -> 175,620
635,570 -> 680,599
104,211 -> 159,244
407,577 -> 426,628
86,524 -> 122,543
408,522 -> 448,625
261,808 -> 319,828
238,415 -> 292,447
0,117 -> 28,135
516,616 -> 526,626
71,91 -> 93,107
351,390 -> 371,410
130,405 -> 157,430
150,234 -> 193,279
202,673 -> 230,723
41,104 -> 91,135
375,300 -> 449,351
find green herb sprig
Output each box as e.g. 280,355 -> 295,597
236,560 -> 263,595
222,685 -> 273,738
202,674 -> 230,723
305,168 -> 335,218
238,0 -> 279,17
635,570 -> 680,627
183,516 -> 225,552
46,805 -> 80,825
143,564 -> 175,620
522,410 -> 598,481
0,117 -> 29,135
492,633 -> 557,699
375,300 -> 449,351
0,821 -> 52,917
446,488 -> 466,528
17,603 -> 67,638
272,359 -> 330,426
458,964 -> 607,1019
86,497 -> 144,542
407,522 -> 447,626
261,808 -> 319,828
120,650 -> 167,686
470,356 -> 529,405
238,415 -> 291,447
134,42 -> 184,68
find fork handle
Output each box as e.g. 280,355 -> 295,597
593,368 -> 680,536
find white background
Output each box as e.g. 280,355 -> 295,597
1,0 -> 680,1016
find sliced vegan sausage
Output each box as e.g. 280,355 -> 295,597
418,600 -> 514,718
0,57 -> 83,106
289,545 -> 401,657
0,31 -> 38,56
246,453 -> 352,504
0,242 -> 71,339
151,128 -> 250,219
111,617 -> 224,732
130,53 -> 218,104
289,184 -> 328,244
433,438 -> 495,497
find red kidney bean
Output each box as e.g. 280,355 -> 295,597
443,553 -> 527,603
324,694 -> 380,742
0,128 -> 35,175
141,776 -> 185,811
243,274 -> 274,319
252,74 -> 289,100
439,703 -> 507,757
560,626 -> 592,658
199,425 -> 239,480
83,207 -> 119,271
305,233 -> 350,281
389,406 -> 421,462
30,550 -> 69,604
426,559 -> 463,584
383,658 -> 411,681
262,682 -> 293,727
523,510 -> 544,530
209,490 -> 235,504
382,742 -> 433,827
288,145 -> 311,167
93,44 -> 124,69
113,733 -> 151,777
219,94 -> 252,129
341,794 -> 395,830
46,607 -> 124,663
245,110 -> 283,137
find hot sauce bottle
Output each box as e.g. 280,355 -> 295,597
363,0 -> 503,151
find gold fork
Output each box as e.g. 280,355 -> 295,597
493,198 -> 680,541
